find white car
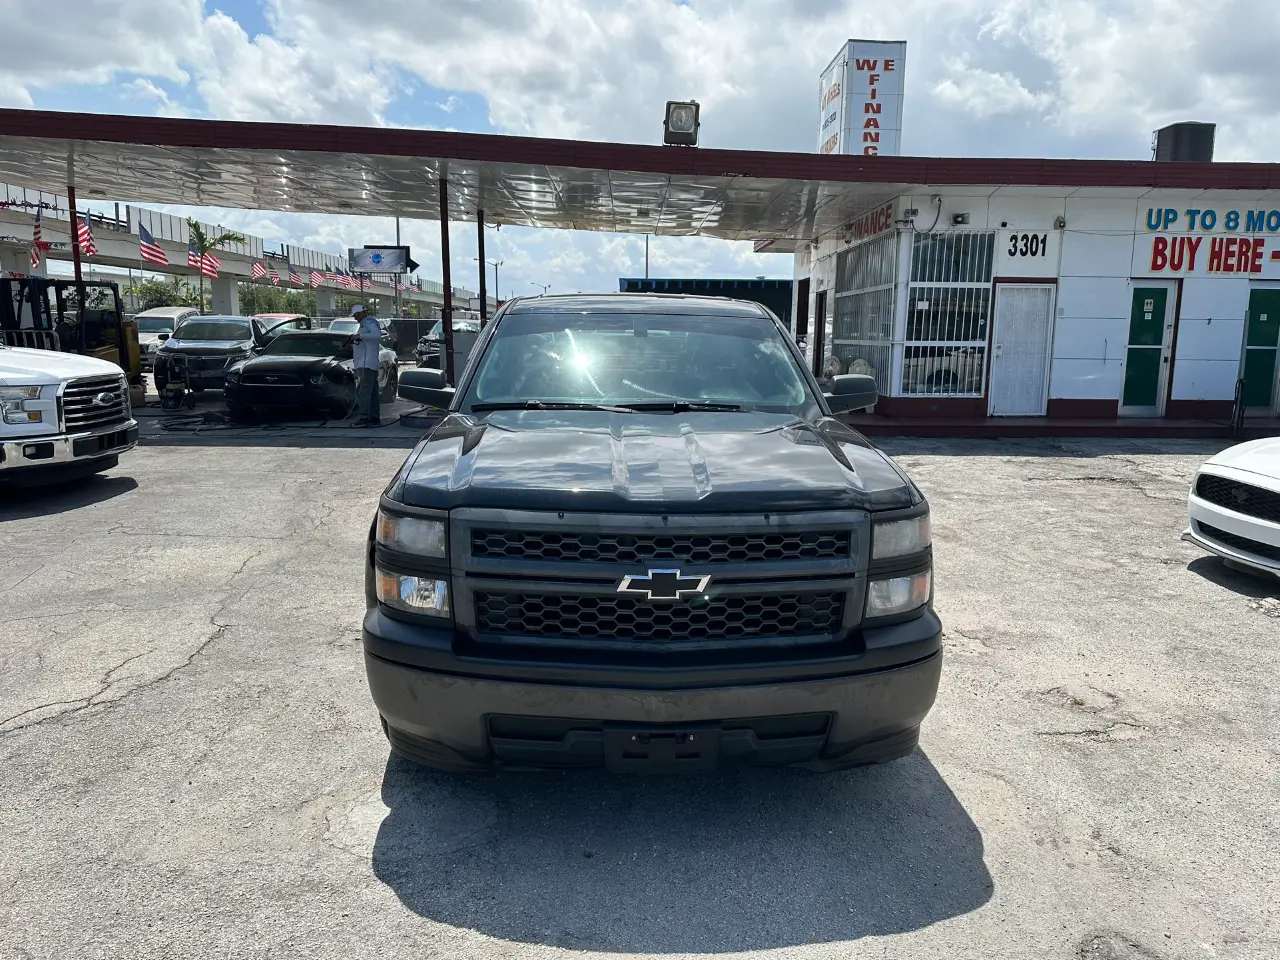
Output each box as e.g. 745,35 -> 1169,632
1183,438 -> 1280,579
134,306 -> 199,369
1,345 -> 138,485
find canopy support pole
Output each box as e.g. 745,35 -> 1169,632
477,208 -> 487,326
439,177 -> 455,385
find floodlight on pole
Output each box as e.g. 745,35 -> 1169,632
530,281 -> 550,295
663,100 -> 700,147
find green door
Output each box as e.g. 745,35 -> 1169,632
1122,287 -> 1169,412
1243,289 -> 1280,410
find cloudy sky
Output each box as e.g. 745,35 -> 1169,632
4,0 -> 1276,296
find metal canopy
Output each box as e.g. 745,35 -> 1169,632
3,109 -> 1280,242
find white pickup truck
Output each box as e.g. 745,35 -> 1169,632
0,345 -> 138,485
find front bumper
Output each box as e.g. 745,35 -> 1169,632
0,419 -> 138,474
363,608 -> 943,771
1185,487 -> 1280,578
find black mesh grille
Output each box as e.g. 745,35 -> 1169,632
471,530 -> 851,565
1196,474 -> 1280,524
475,591 -> 844,643
1198,523 -> 1280,562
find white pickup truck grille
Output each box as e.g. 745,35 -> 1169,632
63,374 -> 129,432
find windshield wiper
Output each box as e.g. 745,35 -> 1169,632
470,400 -> 637,413
616,401 -> 744,413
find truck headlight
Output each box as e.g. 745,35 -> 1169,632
1,386 -> 43,425
872,514 -> 931,560
377,510 -> 446,558
376,569 -> 450,617
225,370 -> 241,384
866,569 -> 932,618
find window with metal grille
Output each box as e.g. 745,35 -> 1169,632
831,232 -> 897,385
903,232 -> 995,396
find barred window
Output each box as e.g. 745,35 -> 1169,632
830,232 -> 897,386
902,232 -> 994,397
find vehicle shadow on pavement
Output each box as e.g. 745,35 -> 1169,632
370,749 -> 992,952
0,474 -> 137,520
1186,556 -> 1278,598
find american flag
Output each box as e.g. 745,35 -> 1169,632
268,265 -> 280,285
288,265 -> 301,286
325,265 -> 343,286
187,237 -> 203,270
251,260 -> 267,281
138,223 -> 168,265
201,251 -> 221,279
29,209 -> 51,270
340,268 -> 358,290
309,269 -> 325,288
75,214 -> 98,257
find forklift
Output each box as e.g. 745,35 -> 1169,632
0,277 -> 144,398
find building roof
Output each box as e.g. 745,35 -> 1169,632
3,108 -> 1280,243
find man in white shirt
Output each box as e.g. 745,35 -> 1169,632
348,305 -> 382,425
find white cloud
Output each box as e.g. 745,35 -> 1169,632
933,56 -> 1052,118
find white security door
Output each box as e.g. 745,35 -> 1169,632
988,284 -> 1055,416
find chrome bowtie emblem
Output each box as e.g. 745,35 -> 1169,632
617,568 -> 711,602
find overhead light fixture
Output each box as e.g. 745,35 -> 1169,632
663,100 -> 700,147
87,189 -> 107,197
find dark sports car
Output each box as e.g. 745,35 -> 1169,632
223,330 -> 398,419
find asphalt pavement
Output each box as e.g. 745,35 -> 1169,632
0,435 -> 1276,960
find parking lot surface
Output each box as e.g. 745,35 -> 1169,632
1,436 -> 1276,960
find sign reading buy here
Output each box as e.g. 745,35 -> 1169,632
1136,205 -> 1280,277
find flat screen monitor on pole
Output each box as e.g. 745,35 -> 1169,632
349,246 -> 412,273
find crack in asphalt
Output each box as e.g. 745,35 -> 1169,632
0,546 -> 266,740
1036,720 -> 1148,742
1022,475 -> 1182,501
3,564 -> 45,594
0,648 -> 154,733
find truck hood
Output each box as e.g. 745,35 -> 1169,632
393,410 -> 919,513
0,345 -> 124,385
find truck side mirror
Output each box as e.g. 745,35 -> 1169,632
157,333 -> 170,342
398,367 -> 455,409
823,373 -> 877,414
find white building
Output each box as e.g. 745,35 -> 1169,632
793,186 -> 1280,422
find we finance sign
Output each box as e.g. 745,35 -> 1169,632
1135,204 -> 1280,278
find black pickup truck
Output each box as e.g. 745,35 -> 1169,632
364,293 -> 940,773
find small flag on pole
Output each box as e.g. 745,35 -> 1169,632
139,223 -> 168,265
268,265 -> 280,285
187,238 -> 203,270
75,214 -> 98,257
288,265 -> 301,286
201,252 -> 221,279
310,270 -> 324,288
30,209 -> 51,270
251,260 -> 267,281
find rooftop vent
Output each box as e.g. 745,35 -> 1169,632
1152,122 -> 1215,162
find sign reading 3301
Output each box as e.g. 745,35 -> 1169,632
1007,232 -> 1049,257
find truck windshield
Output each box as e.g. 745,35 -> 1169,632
136,317 -> 176,333
174,320 -> 251,341
464,312 -> 816,416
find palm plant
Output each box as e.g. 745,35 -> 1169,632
187,218 -> 247,313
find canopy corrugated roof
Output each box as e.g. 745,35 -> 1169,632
3,109 -> 1280,242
